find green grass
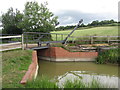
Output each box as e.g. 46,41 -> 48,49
63,79 -> 104,88
52,26 -> 118,36
2,49 -> 32,88
25,76 -> 58,88
51,26 -> 118,41
25,76 -> 108,88
96,48 -> 119,64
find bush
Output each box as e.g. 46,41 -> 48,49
96,48 -> 119,64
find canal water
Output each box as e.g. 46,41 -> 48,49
37,60 -> 119,88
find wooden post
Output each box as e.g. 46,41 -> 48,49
22,34 -> 24,50
90,36 -> 93,44
72,37 -> 74,44
61,34 -> 63,41
107,35 -> 110,44
56,34 -> 57,41
26,34 -> 28,48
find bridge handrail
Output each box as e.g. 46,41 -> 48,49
24,32 -> 69,35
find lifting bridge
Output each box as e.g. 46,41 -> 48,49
24,19 -> 83,50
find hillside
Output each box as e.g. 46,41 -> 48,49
51,26 -> 118,36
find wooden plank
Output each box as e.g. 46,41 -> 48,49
0,42 -> 21,46
0,35 -> 21,39
0,47 -> 21,51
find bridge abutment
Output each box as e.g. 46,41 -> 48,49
37,47 -> 98,62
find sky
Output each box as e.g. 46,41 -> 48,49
0,0 -> 119,26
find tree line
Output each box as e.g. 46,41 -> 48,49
56,19 -> 118,31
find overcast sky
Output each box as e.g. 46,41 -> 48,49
0,0 -> 119,26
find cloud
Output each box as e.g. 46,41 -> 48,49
55,10 -> 117,26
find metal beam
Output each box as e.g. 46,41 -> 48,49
62,19 -> 83,44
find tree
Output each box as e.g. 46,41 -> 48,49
79,23 -> 86,27
22,1 -> 59,33
2,7 -> 23,34
90,20 -> 99,26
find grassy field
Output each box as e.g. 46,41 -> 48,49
51,26 -> 118,41
52,26 -> 118,36
2,49 -> 32,88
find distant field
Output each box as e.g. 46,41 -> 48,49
51,26 -> 118,41
52,26 -> 118,36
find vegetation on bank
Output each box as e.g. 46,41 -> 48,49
2,49 -> 32,88
63,79 -> 104,88
96,48 -> 119,64
25,76 -> 58,88
25,76 -> 110,88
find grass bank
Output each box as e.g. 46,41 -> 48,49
96,48 -> 119,64
25,76 -> 108,88
2,49 -> 32,88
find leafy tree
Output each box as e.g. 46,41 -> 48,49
21,1 -> 59,33
90,20 -> 99,26
1,7 -> 23,34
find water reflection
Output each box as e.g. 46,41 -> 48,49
57,71 -> 118,88
38,60 -> 119,88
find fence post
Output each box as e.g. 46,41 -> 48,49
61,34 -> 63,41
26,34 -> 28,48
56,34 -> 57,41
107,35 -> 110,44
72,37 -> 75,44
22,34 -> 24,50
90,36 -> 93,44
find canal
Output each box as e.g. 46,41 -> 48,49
37,60 -> 119,88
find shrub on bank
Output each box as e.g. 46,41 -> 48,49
96,48 -> 119,64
